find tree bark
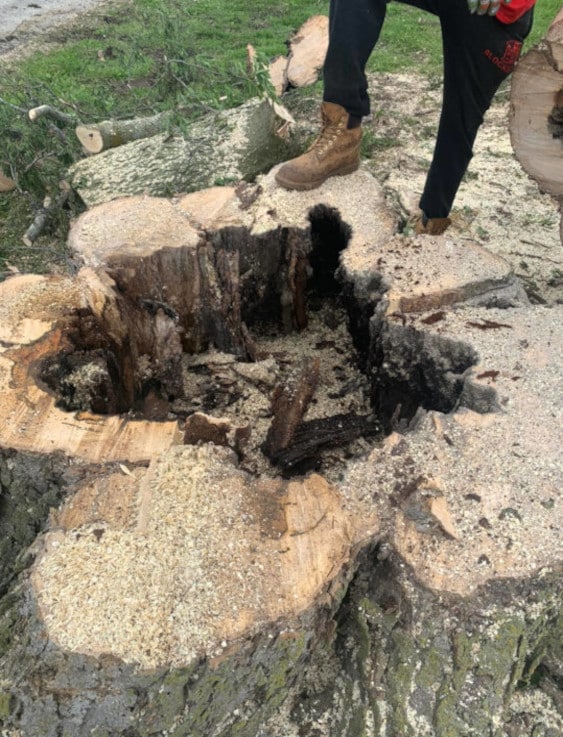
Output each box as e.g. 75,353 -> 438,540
264,15 -> 328,97
68,98 -> 300,207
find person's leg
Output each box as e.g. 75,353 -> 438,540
323,0 -> 389,118
275,0 -> 391,190
419,0 -> 534,220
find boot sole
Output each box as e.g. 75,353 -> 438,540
275,162 -> 360,191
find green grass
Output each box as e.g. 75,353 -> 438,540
5,0 -> 330,119
0,0 -> 560,275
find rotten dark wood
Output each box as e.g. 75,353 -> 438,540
285,229 -> 310,331
262,357 -> 320,460
271,412 -> 380,473
76,112 -> 171,154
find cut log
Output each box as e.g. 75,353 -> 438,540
75,111 -> 171,154
68,98 -> 299,207
510,9 -> 563,243
286,15 -> 329,88
76,42 -> 300,159
546,6 -> 563,71
510,47 -> 563,197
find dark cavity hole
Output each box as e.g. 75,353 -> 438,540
38,208 -> 480,476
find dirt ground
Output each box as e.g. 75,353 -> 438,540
0,0 -> 113,56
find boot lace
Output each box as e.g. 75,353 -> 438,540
307,115 -> 347,158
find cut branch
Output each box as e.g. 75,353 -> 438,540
0,170 -> 16,193
76,112 -> 172,154
28,105 -> 77,125
22,190 -> 69,246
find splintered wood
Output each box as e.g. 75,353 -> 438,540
262,357 -> 320,462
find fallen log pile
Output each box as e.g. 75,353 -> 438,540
6,16 -> 328,241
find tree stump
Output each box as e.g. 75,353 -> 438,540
0,168 -> 561,736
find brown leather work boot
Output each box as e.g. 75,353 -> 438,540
414,215 -> 452,236
275,102 -> 361,191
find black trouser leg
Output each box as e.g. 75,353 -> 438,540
321,0 -> 533,217
323,0 -> 388,118
418,0 -> 534,217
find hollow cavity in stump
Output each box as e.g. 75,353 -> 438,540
37,206 -> 477,478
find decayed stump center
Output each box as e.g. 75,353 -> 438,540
40,196 -> 383,478
35,185 -> 499,478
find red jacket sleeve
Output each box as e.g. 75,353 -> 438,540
496,0 -> 537,24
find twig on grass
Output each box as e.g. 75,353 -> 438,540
22,189 -> 69,247
28,105 -> 77,125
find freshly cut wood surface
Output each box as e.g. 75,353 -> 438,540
32,448 -> 358,669
76,112 -> 171,154
510,10 -> 563,202
546,6 -> 563,70
286,15 -> 329,88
